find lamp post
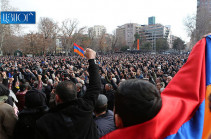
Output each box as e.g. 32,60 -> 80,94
152,31 -> 156,54
154,32 -> 156,54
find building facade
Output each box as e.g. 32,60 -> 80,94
196,0 -> 211,40
197,0 -> 211,25
148,16 -> 156,25
116,23 -> 138,48
116,22 -> 172,50
116,16 -> 172,50
136,24 -> 172,49
88,25 -> 106,38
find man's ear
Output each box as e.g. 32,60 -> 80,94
55,94 -> 62,104
115,114 -> 124,128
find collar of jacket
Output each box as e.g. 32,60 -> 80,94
0,95 -> 8,103
19,106 -> 49,115
49,99 -> 80,113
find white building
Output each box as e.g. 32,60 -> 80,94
88,25 -> 106,38
138,24 -> 172,49
116,23 -> 172,49
116,23 -> 138,48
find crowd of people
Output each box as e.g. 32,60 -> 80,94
0,50 -> 190,139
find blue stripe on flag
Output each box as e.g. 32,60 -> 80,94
206,35 -> 211,86
74,46 -> 84,54
165,100 -> 205,139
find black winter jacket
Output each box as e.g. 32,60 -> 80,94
13,107 -> 48,139
35,59 -> 101,139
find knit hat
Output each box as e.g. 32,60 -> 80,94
25,89 -> 47,108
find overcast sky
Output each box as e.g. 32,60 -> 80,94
8,0 -> 196,42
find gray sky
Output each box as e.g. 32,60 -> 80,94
9,0 -> 196,42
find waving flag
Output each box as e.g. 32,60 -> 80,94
101,36 -> 211,139
74,43 -> 84,57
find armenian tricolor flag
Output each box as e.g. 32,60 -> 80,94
74,43 -> 84,57
101,36 -> 211,139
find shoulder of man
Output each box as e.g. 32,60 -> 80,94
36,111 -> 59,129
0,102 -> 13,111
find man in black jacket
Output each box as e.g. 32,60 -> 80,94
35,48 -> 101,139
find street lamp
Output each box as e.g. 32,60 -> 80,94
152,31 -> 156,54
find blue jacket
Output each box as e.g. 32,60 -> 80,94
94,110 -> 116,138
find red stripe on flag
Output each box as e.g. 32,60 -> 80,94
74,43 -> 84,51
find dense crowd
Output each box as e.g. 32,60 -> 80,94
0,51 -> 189,139
0,53 -> 188,93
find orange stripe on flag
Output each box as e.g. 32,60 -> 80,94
202,85 -> 211,139
74,49 -> 84,57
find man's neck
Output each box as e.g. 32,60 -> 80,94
95,111 -> 106,117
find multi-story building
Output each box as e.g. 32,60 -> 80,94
116,23 -> 138,48
116,17 -> 172,50
197,0 -> 211,15
197,0 -> 211,25
88,25 -> 106,38
148,16 -> 155,25
196,0 -> 211,40
170,35 -> 179,48
136,24 -> 171,49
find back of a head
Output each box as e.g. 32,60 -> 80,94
19,83 -> 27,92
115,79 -> 162,127
55,81 -> 77,103
20,79 -> 26,84
94,94 -> 108,115
25,89 -> 47,109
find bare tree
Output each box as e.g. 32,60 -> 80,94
111,30 -> 118,52
184,14 -> 196,38
0,0 -> 12,54
38,17 -> 59,55
116,35 -> 127,51
23,32 -> 47,56
2,35 -> 24,55
0,0 -> 22,55
80,35 -> 92,48
60,18 -> 85,55
98,33 -> 108,53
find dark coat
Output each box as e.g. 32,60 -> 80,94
104,90 -> 115,111
13,107 -> 48,139
16,90 -> 27,112
94,110 -> 116,138
35,59 -> 101,139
